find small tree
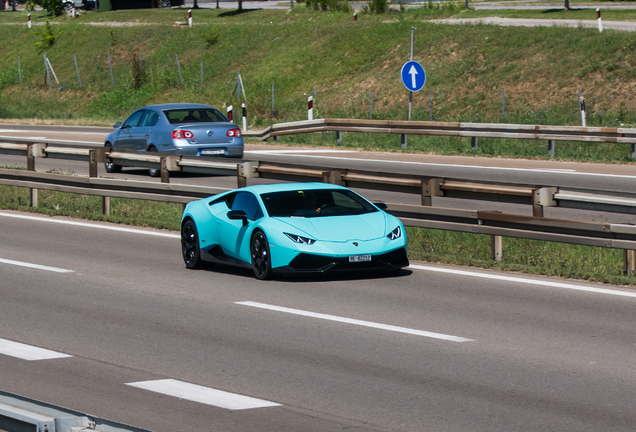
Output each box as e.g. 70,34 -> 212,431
39,0 -> 64,16
131,51 -> 147,90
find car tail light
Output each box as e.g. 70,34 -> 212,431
227,128 -> 242,138
172,130 -> 194,139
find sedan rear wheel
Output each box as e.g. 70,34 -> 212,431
251,230 -> 273,280
104,143 -> 122,173
181,219 -> 203,269
148,146 -> 160,177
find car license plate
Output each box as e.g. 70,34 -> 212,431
200,149 -> 225,156
349,254 -> 371,263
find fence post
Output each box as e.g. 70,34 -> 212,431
336,131 -> 343,146
428,92 -> 433,121
271,84 -> 275,118
200,61 -> 203,93
471,136 -> 478,151
227,105 -> 233,122
401,134 -> 407,149
176,54 -> 183,85
491,235 -> 503,261
107,52 -> 114,86
89,149 -> 98,178
370,91 -> 373,120
501,90 -> 505,118
623,250 -> 635,275
74,54 -> 82,89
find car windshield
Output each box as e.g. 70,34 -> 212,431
164,108 -> 228,124
261,189 -> 378,218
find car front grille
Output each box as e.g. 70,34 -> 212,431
288,248 -> 408,272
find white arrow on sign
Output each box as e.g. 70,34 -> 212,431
409,65 -> 418,89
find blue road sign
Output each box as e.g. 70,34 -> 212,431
401,61 -> 426,92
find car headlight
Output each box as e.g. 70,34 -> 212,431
387,226 -> 402,240
284,233 -> 316,245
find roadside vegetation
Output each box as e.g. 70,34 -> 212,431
1,5 -> 636,162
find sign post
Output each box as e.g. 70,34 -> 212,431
400,27 -> 425,148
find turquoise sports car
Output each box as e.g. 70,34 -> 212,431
180,183 -> 408,279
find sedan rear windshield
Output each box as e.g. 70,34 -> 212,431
164,108 -> 228,124
261,189 -> 378,218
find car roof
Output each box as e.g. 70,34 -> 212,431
141,103 -> 216,111
238,183 -> 348,195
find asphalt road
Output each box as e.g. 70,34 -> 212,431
1,210 -> 636,431
2,124 -> 636,223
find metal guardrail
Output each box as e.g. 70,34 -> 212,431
2,137 -> 636,272
242,119 -> 636,158
0,390 -> 152,432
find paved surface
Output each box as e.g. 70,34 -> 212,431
0,212 -> 635,431
431,16 -> 636,30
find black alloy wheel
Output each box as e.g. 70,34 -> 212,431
104,143 -> 122,173
181,219 -> 203,269
251,230 -> 273,280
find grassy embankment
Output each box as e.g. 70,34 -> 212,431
1,4 -> 636,285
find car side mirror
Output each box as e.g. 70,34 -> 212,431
374,202 -> 388,211
227,210 -> 248,226
113,121 -> 122,129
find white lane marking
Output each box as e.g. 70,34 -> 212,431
236,301 -> 473,342
409,264 -> 636,299
0,257 -> 74,273
126,379 -> 281,410
0,212 -> 180,239
267,153 -> 636,180
0,338 -> 72,361
0,130 -> 108,136
246,149 -> 356,154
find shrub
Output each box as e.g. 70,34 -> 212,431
34,20 -> 59,51
368,0 -> 388,14
200,24 -> 220,47
40,0 -> 64,16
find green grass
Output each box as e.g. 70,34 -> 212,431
1,182 -> 633,285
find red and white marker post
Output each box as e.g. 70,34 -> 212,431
188,9 -> 192,27
241,103 -> 247,131
307,96 -> 313,120
27,13 -> 32,29
227,105 -> 233,122
597,8 -> 603,32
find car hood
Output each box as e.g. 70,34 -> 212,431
274,212 -> 388,242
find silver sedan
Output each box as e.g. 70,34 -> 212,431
104,103 -> 244,177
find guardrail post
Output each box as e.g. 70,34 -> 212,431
26,144 -> 45,207
624,250 -> 635,276
160,155 -> 180,184
401,134 -> 407,149
336,131 -> 343,146
548,140 -> 555,158
632,143 -> 636,160
89,149 -> 98,178
102,196 -> 111,216
491,235 -> 503,261
327,170 -> 344,186
237,161 -> 258,188
471,137 -> 478,151
421,178 -> 443,206
533,187 -> 557,217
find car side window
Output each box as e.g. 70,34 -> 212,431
123,110 -> 145,128
140,110 -> 159,127
231,192 -> 264,221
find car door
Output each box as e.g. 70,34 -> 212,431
114,110 -> 145,150
216,192 -> 264,261
130,109 -> 159,150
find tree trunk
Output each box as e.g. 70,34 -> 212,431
564,0 -> 570,10
239,0 -> 243,10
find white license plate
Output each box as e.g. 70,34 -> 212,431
200,149 -> 225,156
349,254 -> 371,263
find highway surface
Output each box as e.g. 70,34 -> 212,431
1,124 -> 636,431
1,209 -> 636,431
2,124 -> 636,223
